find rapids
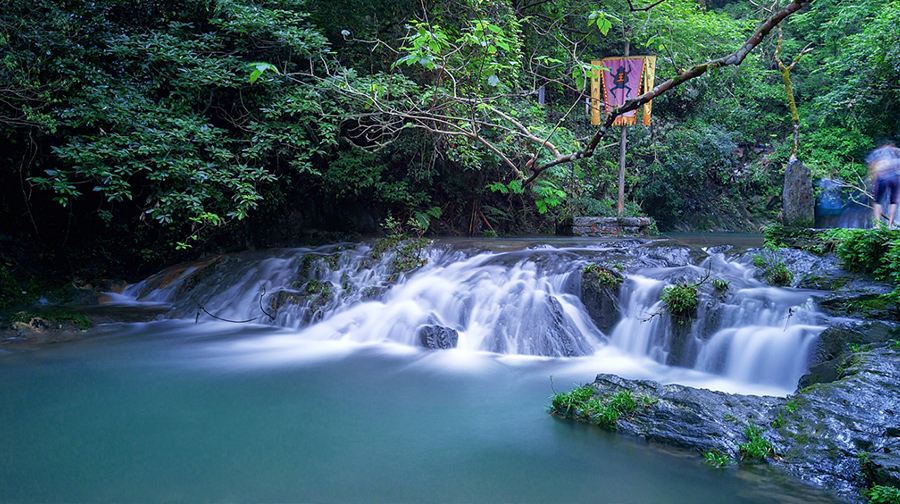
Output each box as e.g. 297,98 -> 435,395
0,236 -> 845,503
119,236 -> 826,395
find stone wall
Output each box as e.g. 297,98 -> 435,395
557,216 -> 652,237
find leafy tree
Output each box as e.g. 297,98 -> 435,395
2,0 -> 337,252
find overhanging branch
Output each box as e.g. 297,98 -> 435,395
523,0 -> 811,187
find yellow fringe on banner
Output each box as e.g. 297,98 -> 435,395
612,115 -> 637,126
590,59 -> 604,126
641,56 -> 656,126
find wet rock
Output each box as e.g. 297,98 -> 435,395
580,265 -> 623,334
797,322 -> 899,388
417,325 -> 459,349
665,315 -> 698,367
634,243 -> 707,268
527,296 -> 594,357
575,343 -> 900,501
487,295 -> 595,357
586,373 -> 779,454
773,345 -> 900,497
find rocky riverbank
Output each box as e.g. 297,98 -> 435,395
563,242 -> 900,503
573,334 -> 899,502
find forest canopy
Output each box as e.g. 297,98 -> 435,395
1,0 -> 898,279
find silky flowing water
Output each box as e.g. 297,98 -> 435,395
0,236 -> 845,503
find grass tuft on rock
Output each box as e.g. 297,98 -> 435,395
548,383 -> 653,432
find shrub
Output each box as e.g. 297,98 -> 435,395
820,227 -> 897,279
661,282 -> 699,318
752,252 -> 794,286
549,384 -> 595,416
819,227 -> 900,305
583,264 -> 623,287
865,485 -> 900,504
704,450 -> 733,468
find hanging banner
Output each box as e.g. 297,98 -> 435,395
589,56 -> 656,126
601,57 -> 644,126
641,56 -> 656,126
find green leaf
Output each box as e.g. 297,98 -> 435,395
247,62 -> 278,84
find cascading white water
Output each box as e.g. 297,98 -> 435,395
607,275 -> 668,361
124,245 -> 603,357
118,240 -> 827,390
606,253 -> 825,388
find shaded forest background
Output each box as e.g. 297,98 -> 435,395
1,0 -> 898,291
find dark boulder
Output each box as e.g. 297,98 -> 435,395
417,325 -> 459,349
580,265 -> 623,334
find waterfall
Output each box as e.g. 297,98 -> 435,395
123,244 -> 602,357
606,253 -> 825,388
117,239 -> 826,389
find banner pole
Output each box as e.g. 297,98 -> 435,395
617,39 -> 630,216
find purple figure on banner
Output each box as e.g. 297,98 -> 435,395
609,63 -> 633,95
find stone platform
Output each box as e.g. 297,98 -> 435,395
557,216 -> 652,237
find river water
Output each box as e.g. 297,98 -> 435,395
0,236 -> 845,503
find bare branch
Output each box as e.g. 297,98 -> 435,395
625,0 -> 673,12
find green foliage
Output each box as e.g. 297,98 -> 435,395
771,411 -> 786,428
583,264 -> 622,287
0,265 -> 26,310
661,282 -> 699,318
820,228 -> 898,280
549,383 -> 652,432
532,180 -> 566,215
848,342 -> 872,354
803,127 -> 871,180
820,227 -> 900,310
635,122 -> 759,230
3,0 -> 899,279
549,384 -> 596,416
0,0 -> 340,252
752,251 -> 794,287
704,450 -> 733,468
739,421 -> 774,461
865,485 -> 900,504
785,399 -> 799,414
711,278 -> 730,291
794,0 -> 900,141
408,207 -> 443,237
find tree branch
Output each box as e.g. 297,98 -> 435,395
523,0 -> 811,186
